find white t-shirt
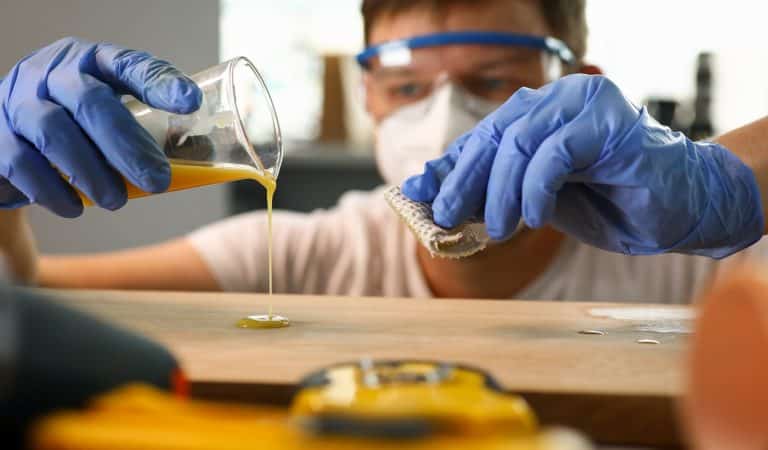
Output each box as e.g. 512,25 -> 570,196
188,186 -> 767,304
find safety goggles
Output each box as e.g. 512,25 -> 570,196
357,31 -> 575,111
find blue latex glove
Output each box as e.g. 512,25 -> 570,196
402,74 -> 764,259
0,37 -> 202,217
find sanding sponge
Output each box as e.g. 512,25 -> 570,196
384,186 -> 490,259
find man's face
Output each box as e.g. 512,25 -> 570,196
364,0 -> 556,123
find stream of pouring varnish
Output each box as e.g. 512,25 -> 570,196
234,170 -> 290,329
125,162 -> 290,329
77,160 -> 289,329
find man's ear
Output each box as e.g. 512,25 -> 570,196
578,64 -> 603,75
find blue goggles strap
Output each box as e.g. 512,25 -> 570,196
356,31 -> 575,69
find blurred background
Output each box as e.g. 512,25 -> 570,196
1,0 -> 767,253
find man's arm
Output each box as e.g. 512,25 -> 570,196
714,117 -> 768,234
0,209 -> 38,283
38,238 -> 221,290
0,208 -> 220,290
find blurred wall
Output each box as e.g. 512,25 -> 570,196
586,0 -> 768,134
0,0 -> 226,253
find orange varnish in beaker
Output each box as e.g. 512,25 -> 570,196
78,161 -> 275,205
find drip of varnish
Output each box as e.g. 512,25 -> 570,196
235,172 -> 289,330
72,159 -> 287,329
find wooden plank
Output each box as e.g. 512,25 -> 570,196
43,289 -> 690,447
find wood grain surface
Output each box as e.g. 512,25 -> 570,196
43,289 -> 691,447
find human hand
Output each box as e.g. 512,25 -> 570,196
403,74 -> 764,258
0,37 -> 202,217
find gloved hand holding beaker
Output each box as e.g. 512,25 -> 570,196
0,37 -> 203,217
403,74 -> 765,259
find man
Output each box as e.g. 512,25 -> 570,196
1,0 -> 766,303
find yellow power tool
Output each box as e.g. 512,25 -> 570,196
30,360 -> 593,450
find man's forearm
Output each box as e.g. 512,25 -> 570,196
714,117 -> 768,234
0,209 -> 39,284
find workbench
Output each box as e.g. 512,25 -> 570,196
47,289 -> 691,448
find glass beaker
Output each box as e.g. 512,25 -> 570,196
82,57 -> 282,205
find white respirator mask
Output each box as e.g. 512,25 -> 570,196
375,82 -> 502,186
